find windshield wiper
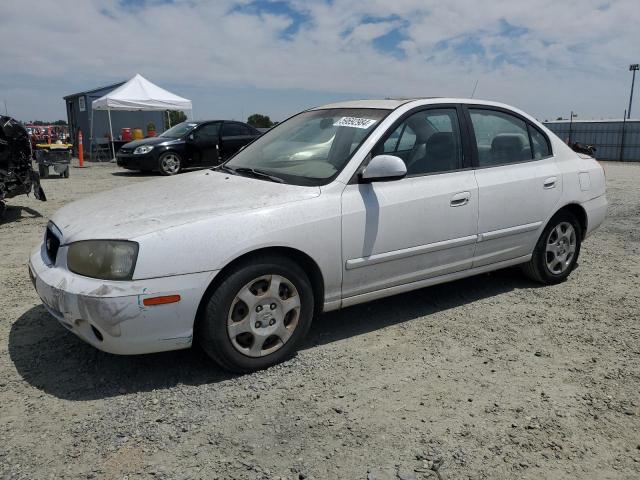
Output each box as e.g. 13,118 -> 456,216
215,164 -> 237,175
231,167 -> 285,183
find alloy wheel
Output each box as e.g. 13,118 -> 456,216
227,275 -> 301,357
545,221 -> 577,274
161,153 -> 180,174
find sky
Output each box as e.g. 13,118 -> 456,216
1,0 -> 639,123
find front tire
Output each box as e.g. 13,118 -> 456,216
522,210 -> 582,284
158,152 -> 182,176
198,256 -> 314,373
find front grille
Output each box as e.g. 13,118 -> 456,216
45,227 -> 60,264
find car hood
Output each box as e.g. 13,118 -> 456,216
122,137 -> 180,149
51,170 -> 321,242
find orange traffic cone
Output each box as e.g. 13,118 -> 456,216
78,130 -> 84,168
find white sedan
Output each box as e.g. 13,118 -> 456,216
29,98 -> 607,372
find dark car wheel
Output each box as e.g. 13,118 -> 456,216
522,210 -> 582,284
38,165 -> 48,178
198,255 -> 314,373
158,152 -> 182,176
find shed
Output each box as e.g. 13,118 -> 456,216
63,82 -> 166,157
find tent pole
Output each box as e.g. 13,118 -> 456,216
107,108 -> 115,161
167,110 -> 171,128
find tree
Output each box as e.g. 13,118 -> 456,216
164,110 -> 187,129
247,113 -> 274,128
28,119 -> 67,125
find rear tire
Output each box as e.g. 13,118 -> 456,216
197,255 -> 314,373
38,165 -> 48,178
522,210 -> 582,284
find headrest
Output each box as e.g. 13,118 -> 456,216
491,133 -> 525,152
426,132 -> 455,150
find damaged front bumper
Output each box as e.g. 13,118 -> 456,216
28,243 -> 217,355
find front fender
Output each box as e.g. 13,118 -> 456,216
131,193 -> 344,306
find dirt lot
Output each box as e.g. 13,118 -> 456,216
1,162 -> 639,480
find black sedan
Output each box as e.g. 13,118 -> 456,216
116,120 -> 261,175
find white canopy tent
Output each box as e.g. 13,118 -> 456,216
91,74 -> 193,159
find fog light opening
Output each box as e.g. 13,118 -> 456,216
91,325 -> 104,342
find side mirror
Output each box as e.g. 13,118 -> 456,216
187,133 -> 195,141
360,155 -> 407,182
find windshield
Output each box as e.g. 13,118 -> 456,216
224,108 -> 389,186
159,122 -> 198,139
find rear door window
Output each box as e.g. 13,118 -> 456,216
222,123 -> 243,137
468,109 -> 533,167
238,124 -> 254,136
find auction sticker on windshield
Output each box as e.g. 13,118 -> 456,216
333,117 -> 377,129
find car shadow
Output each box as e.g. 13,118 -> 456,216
39,175 -> 69,180
304,267 -> 542,347
9,267 -> 542,401
9,305 -> 228,401
110,168 -> 205,177
0,205 -> 43,224
110,171 -> 160,177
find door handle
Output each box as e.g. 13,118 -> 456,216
450,191 -> 471,207
543,177 -> 557,189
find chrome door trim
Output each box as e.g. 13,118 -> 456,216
477,221 -> 542,242
345,234 -> 478,270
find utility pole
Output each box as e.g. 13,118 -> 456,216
620,109 -> 627,161
568,111 -> 576,144
629,64 -> 639,119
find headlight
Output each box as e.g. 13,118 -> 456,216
67,240 -> 139,280
133,145 -> 154,155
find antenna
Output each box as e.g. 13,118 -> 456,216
470,80 -> 479,98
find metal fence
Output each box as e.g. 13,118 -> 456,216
543,119 -> 640,161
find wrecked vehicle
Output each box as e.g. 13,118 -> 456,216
0,116 -> 46,218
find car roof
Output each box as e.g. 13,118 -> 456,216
189,120 -> 232,123
311,98 -> 523,113
310,99 -> 417,110
189,120 -> 258,124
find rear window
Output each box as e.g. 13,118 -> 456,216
529,125 -> 552,159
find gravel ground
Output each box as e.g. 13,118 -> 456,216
1,161 -> 639,480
